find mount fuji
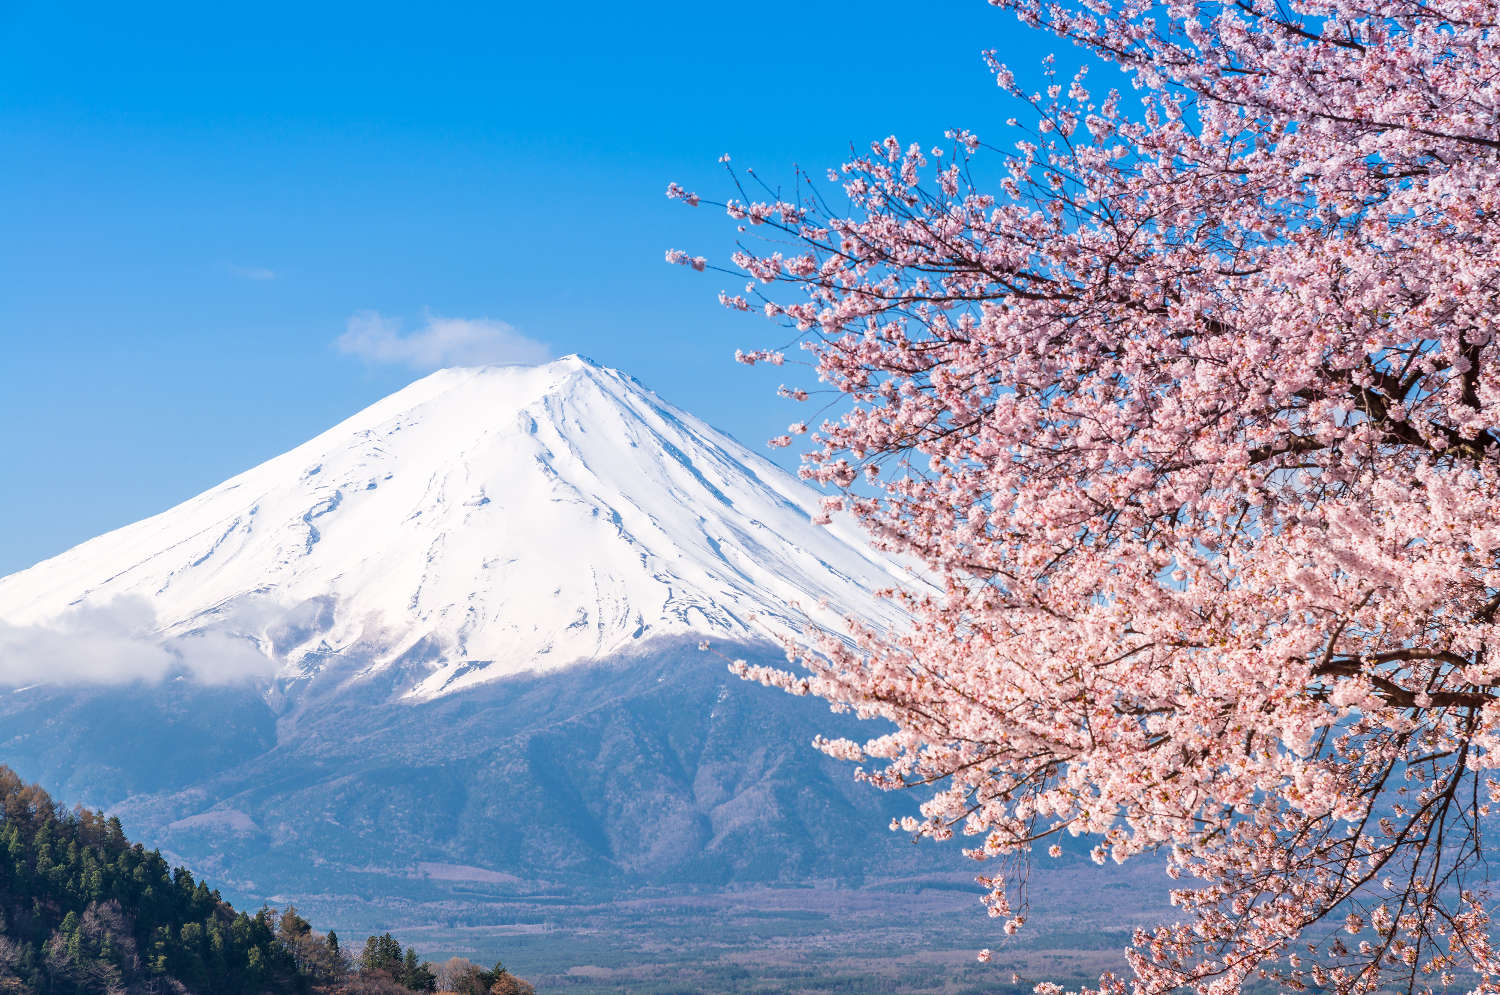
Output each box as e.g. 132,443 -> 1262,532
0,356 -> 912,699
0,358 -> 998,975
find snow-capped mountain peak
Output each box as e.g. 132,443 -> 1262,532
0,356 -> 910,698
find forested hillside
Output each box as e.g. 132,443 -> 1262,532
0,765 -> 532,993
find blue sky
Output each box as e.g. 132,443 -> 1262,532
0,0 -> 1057,575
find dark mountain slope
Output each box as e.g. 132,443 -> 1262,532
0,639 -> 947,913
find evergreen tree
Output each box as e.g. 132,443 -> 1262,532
0,766 -> 530,994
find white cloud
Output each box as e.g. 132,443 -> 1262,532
0,597 -> 277,687
228,264 -> 277,281
336,311 -> 551,371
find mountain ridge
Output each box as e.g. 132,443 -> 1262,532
0,356 -> 911,699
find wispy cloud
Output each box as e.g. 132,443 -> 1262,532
0,597 -> 276,687
228,264 -> 277,281
336,311 -> 552,371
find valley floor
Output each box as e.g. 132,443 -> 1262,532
279,870 -> 1163,994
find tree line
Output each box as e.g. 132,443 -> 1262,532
0,766 -> 533,993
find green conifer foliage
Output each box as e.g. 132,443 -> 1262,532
0,765 -> 533,994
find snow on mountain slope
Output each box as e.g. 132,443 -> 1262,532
0,356 -> 913,698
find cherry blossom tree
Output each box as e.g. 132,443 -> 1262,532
669,1 -> 1500,993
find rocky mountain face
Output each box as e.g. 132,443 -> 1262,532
0,639 -> 941,904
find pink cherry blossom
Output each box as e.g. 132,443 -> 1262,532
670,0 -> 1500,992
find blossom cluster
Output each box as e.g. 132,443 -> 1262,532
671,1 -> 1500,992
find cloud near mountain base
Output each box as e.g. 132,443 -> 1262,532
0,597 -> 276,687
